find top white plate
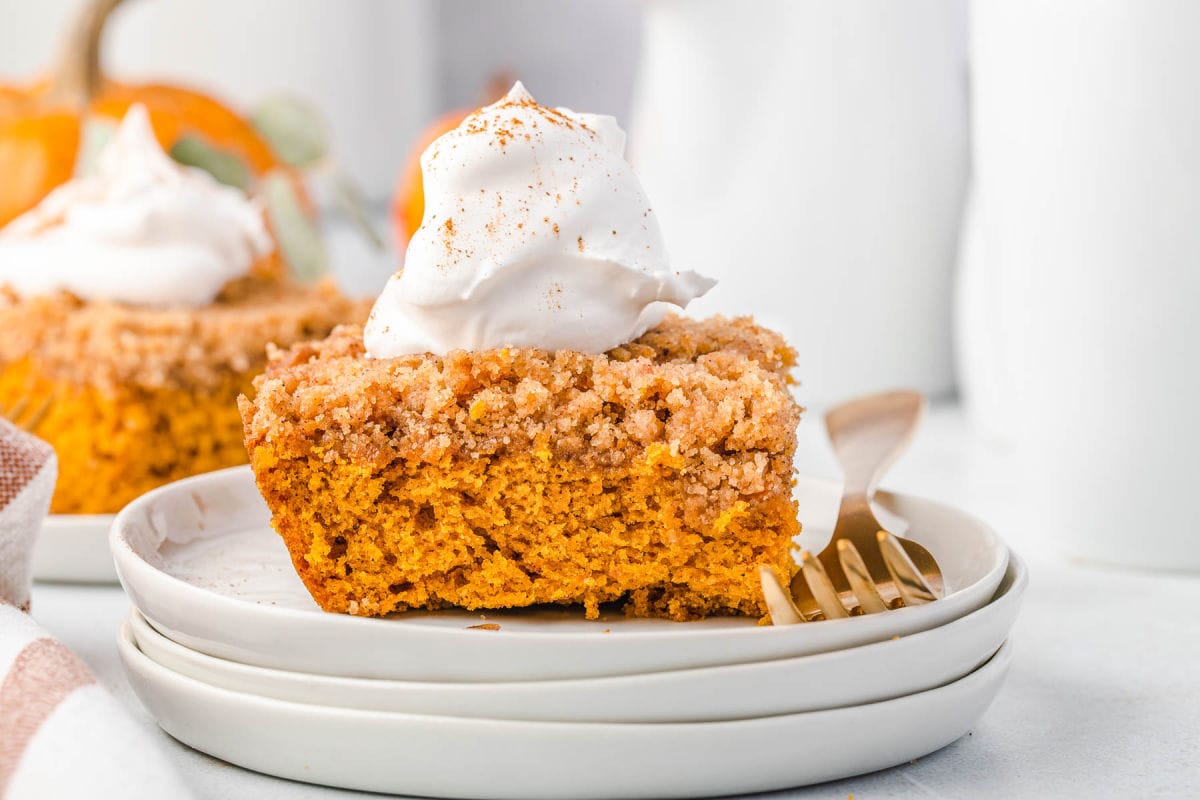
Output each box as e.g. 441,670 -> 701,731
111,465 -> 1008,681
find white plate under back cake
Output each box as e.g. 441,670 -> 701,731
33,515 -> 118,583
110,465 -> 1009,682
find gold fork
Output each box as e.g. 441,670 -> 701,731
0,391 -> 56,433
760,390 -> 943,624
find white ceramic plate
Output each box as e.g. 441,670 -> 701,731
128,552 -> 1024,723
119,621 -> 1013,799
32,515 -> 118,583
111,465 -> 1008,681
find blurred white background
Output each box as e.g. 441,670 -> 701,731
0,0 -> 641,200
0,0 -> 964,405
3,0 -> 1198,565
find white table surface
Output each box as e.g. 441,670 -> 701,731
28,404 -> 1200,799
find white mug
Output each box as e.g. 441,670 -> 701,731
629,0 -> 969,408
960,0 -> 1200,569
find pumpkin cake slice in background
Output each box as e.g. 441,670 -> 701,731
241,84 -> 803,621
0,106 -> 370,514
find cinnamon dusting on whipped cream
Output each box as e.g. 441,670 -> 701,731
364,82 -> 714,358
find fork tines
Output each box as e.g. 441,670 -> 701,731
876,530 -> 940,607
759,530 -> 938,625
836,539 -> 889,615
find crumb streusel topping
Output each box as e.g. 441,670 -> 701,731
242,314 -> 802,621
0,278 -> 370,392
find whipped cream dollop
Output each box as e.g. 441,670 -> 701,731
0,104 -> 272,307
364,82 -> 714,357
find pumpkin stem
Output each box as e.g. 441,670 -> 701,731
49,0 -> 127,108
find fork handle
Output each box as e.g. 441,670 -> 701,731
825,391 -> 925,498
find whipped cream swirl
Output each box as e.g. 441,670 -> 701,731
364,82 -> 714,357
0,104 -> 272,307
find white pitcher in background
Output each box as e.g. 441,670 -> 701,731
630,0 -> 969,409
959,0 -> 1200,570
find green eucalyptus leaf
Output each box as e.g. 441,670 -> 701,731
74,116 -> 118,177
333,173 -> 385,251
169,135 -> 251,190
250,95 -> 329,168
263,171 -> 328,282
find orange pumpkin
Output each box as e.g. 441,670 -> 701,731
390,109 -> 472,248
390,74 -> 514,248
0,0 -> 291,228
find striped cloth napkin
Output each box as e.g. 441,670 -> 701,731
0,419 -> 54,612
0,419 -> 191,800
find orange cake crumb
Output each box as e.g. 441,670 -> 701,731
0,278 -> 371,514
241,315 -> 803,621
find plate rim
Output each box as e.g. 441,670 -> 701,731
126,552 -> 1025,699
44,513 -> 118,527
110,465 -> 1010,644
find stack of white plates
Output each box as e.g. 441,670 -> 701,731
111,465 -> 1024,799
